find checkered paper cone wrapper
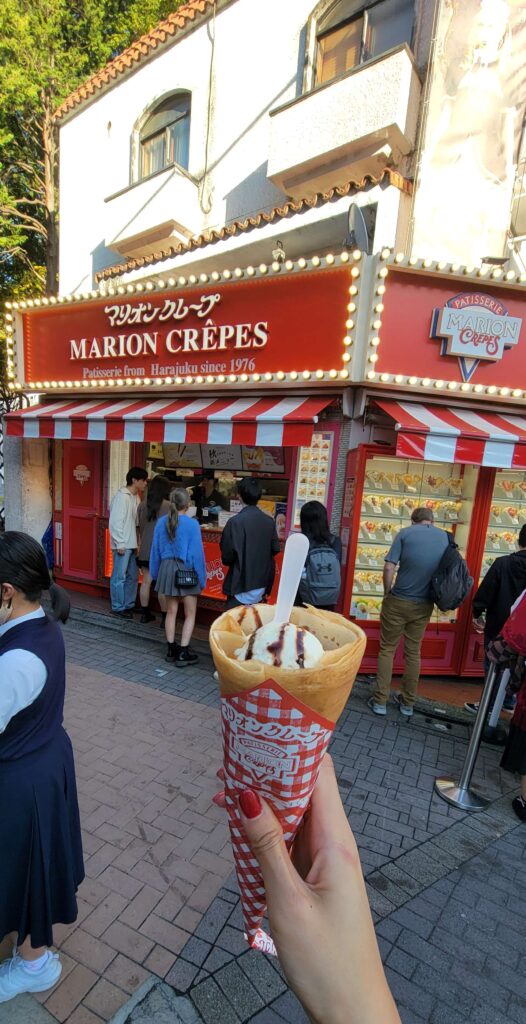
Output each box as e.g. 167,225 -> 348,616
210,603 -> 366,954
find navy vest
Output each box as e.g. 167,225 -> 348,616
0,615 -> 65,761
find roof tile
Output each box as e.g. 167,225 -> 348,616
96,170 -> 412,281
55,0 -> 216,122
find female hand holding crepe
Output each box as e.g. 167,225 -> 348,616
225,754 -> 400,1024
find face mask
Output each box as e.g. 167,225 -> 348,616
186,504 -> 197,519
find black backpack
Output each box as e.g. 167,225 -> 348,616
430,533 -> 473,612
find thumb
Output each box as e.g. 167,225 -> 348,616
238,790 -> 300,899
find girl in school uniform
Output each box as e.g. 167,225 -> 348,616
0,532 -> 84,1003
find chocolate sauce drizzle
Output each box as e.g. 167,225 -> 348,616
266,624 -> 287,667
245,632 -> 256,661
295,628 -> 305,669
239,605 -> 263,629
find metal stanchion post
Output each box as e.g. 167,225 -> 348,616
434,662 -> 498,811
487,668 -> 510,729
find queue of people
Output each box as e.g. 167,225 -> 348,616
108,467 -> 344,665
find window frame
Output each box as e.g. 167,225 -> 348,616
305,0 -> 415,92
136,92 -> 191,183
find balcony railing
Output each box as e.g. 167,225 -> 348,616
104,164 -> 202,257
268,44 -> 421,198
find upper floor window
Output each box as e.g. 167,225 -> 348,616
315,0 -> 414,86
139,92 -> 191,179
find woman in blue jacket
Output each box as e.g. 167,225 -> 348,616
150,487 -> 206,665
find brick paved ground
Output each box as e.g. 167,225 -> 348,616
1,614 -> 525,1024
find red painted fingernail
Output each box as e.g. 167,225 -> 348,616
238,789 -> 262,819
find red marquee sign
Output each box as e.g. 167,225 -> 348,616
376,270 -> 526,389
16,268 -> 351,387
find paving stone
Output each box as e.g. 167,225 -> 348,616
385,968 -> 435,1020
179,936 -> 212,967
194,898 -> 233,944
0,994 -> 57,1024
165,958 -> 201,993
119,980 -> 202,1023
201,946 -> 234,973
215,961 -> 265,1020
249,1012 -> 287,1024
386,946 -> 419,980
430,1005 -> 470,1024
215,925 -> 249,956
269,990 -> 310,1023
390,906 -> 434,941
367,870 -> 412,906
238,951 -> 288,1003
191,977 -> 241,1024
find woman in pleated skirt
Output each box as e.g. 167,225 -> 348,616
0,532 -> 84,1003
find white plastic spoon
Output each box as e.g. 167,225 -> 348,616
273,532 -> 310,626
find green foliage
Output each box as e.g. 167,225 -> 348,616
0,0 -> 186,396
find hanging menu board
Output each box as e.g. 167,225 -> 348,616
241,446 -> 285,474
293,431 -> 334,527
201,445 -> 243,470
163,443 -> 203,469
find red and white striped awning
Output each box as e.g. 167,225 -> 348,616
5,395 -> 330,447
375,400 -> 526,469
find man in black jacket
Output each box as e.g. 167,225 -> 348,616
465,524 -> 526,713
220,478 -> 280,610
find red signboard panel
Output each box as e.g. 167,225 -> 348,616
377,270 -> 526,388
20,269 -> 350,386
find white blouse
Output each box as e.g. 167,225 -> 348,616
0,608 -> 47,734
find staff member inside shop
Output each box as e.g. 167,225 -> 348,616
220,477 -> 280,610
195,470 -> 229,519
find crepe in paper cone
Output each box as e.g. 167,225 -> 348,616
210,603 -> 366,952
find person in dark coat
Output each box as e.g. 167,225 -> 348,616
0,532 -> 84,1003
220,477 -> 280,610
465,525 -> 526,714
472,525 -> 526,641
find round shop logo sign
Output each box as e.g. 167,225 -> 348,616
73,464 -> 91,485
430,292 -> 522,382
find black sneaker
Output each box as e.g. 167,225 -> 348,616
113,609 -> 133,619
140,610 -> 155,624
174,646 -> 199,666
464,702 -> 479,714
512,796 -> 526,822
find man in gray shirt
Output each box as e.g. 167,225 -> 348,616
369,507 -> 448,717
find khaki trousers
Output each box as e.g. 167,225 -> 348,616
374,593 -> 433,707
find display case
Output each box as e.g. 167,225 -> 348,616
480,470 -> 526,580
350,454 -> 478,622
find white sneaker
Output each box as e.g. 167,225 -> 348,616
0,952 -> 62,1003
367,696 -> 387,716
393,693 -> 414,717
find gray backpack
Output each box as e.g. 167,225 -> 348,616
298,544 -> 341,607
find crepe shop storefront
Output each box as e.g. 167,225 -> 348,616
340,254 -> 526,678
4,256 -> 358,613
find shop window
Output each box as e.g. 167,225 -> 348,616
311,0 -> 414,88
139,92 -> 191,179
